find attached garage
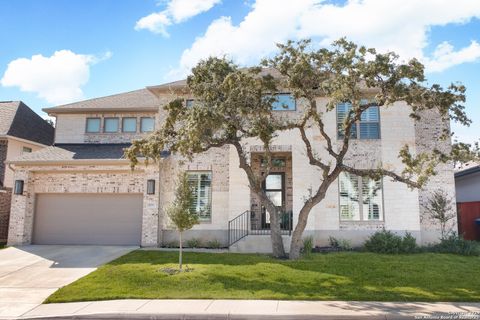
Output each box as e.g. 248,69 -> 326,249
32,193 -> 143,245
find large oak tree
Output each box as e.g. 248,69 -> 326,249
126,39 -> 470,259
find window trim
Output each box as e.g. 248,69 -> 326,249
85,117 -> 101,133
271,93 -> 296,111
103,117 -> 119,133
338,172 -> 384,222
187,171 -> 213,222
140,117 -> 155,133
336,103 -> 381,140
122,117 -> 137,133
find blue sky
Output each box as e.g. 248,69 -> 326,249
0,0 -> 479,143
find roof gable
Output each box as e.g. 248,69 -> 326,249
0,101 -> 54,145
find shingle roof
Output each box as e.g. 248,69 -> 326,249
9,143 -> 170,163
0,101 -> 54,145
43,89 -> 160,114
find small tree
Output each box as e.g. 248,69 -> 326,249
425,190 -> 456,240
166,172 -> 199,270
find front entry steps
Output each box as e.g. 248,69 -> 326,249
228,235 -> 291,253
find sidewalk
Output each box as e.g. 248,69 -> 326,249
9,299 -> 480,320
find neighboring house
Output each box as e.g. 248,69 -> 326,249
0,101 -> 54,243
455,163 -> 480,240
7,76 -> 455,252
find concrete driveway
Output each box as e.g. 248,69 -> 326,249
0,245 -> 136,319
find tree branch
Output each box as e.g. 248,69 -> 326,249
340,165 -> 421,189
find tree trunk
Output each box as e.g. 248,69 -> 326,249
288,200 -> 316,260
179,231 -> 183,271
265,203 -> 285,258
288,178 -> 336,259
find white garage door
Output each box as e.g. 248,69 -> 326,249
33,194 -> 143,245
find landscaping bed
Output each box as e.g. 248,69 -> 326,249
46,251 -> 480,303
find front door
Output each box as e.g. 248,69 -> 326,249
261,173 -> 285,229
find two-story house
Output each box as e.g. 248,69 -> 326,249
6,76 -> 455,252
0,101 -> 54,243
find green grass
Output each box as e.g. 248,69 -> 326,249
46,251 -> 480,303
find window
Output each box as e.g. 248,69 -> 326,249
339,172 -> 383,221
86,118 -> 101,133
122,118 -> 137,133
186,99 -> 194,108
22,147 -> 32,153
264,173 -> 284,207
271,93 -> 296,111
260,157 -> 286,168
141,117 -> 155,132
336,102 -> 380,139
104,118 -> 119,133
187,172 -> 212,221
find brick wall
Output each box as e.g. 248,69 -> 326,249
0,188 -> 11,243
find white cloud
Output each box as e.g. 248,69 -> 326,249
425,41 -> 480,72
1,50 -> 110,105
135,0 -> 222,36
170,0 -> 480,78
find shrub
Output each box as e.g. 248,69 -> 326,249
164,241 -> 179,248
363,230 -> 417,254
186,238 -> 201,248
328,236 -> 352,251
302,236 -> 314,256
429,233 -> 480,256
400,232 -> 418,253
206,239 -> 222,249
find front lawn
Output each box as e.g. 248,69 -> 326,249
46,251 -> 480,303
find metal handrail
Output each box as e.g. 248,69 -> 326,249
228,210 -> 250,246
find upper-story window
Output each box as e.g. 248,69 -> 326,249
141,117 -> 155,132
339,172 -> 383,221
86,118 -> 101,133
104,118 -> 119,133
271,93 -> 296,111
22,147 -> 32,153
337,102 -> 380,139
122,117 -> 137,133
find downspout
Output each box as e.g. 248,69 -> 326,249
157,160 -> 162,247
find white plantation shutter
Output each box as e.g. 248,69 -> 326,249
359,106 -> 380,139
337,102 -> 357,139
339,172 -> 360,220
337,103 -> 380,139
187,172 -> 212,220
362,177 -> 383,220
339,172 -> 383,221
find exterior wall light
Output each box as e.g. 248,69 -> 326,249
147,179 -> 156,195
14,180 -> 24,195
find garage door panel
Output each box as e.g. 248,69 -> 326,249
33,194 -> 143,245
